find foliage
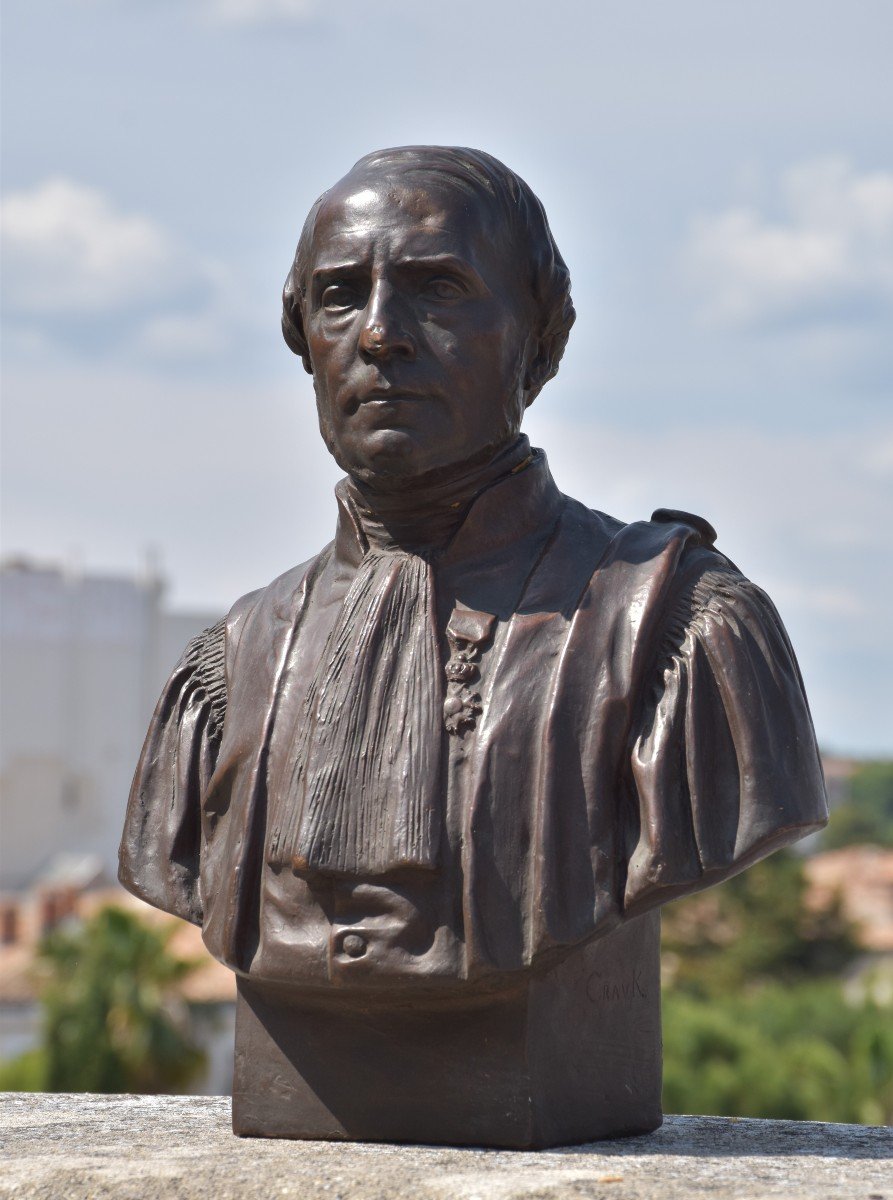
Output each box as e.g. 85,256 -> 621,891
661,849 -> 859,996
824,760 -> 893,850
0,906 -> 205,1093
0,1049 -> 47,1091
662,982 -> 893,1125
661,847 -> 893,1123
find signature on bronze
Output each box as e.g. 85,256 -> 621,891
587,969 -> 648,1004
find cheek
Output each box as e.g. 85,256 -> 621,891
422,312 -> 524,383
307,320 -> 357,380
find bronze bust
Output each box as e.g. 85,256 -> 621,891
120,147 -> 828,1147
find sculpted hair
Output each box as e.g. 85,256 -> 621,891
281,146 -> 576,403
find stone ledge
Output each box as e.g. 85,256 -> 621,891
0,1093 -> 890,1200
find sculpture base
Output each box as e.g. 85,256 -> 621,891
232,912 -> 662,1148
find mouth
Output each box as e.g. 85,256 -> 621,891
361,387 -> 427,404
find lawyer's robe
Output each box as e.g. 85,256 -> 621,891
119,451 -> 828,989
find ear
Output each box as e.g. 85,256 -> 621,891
282,277 -> 314,375
522,337 -> 554,407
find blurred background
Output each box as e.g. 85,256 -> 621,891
1,0 -> 891,1119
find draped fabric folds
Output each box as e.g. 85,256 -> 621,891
268,549 -> 442,875
624,567 -> 825,911
118,619 -> 227,926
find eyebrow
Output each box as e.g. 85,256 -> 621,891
311,262 -> 368,282
312,253 -> 477,278
309,251 -> 490,304
391,253 -> 477,274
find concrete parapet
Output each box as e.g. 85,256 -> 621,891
1,1092 -> 890,1199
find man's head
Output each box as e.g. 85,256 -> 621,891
282,146 -> 575,489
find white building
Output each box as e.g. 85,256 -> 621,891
0,559 -> 220,891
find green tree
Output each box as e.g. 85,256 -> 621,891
661,848 -> 893,1122
663,982 -> 893,1125
824,760 -> 893,849
661,849 -> 859,996
0,905 -> 205,1093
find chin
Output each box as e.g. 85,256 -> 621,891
331,429 -> 518,493
337,430 -> 437,490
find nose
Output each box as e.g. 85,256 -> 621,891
358,283 -> 415,362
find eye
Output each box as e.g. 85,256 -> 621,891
321,283 -> 361,312
420,276 -> 465,302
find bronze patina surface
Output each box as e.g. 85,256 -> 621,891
120,147 -> 828,1147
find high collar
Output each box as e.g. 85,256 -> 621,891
334,444 -> 563,572
340,437 -> 535,555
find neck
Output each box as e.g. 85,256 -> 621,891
346,436 -> 534,553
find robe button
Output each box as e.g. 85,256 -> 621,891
340,932 -> 367,958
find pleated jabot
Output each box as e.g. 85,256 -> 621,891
270,437 -> 533,877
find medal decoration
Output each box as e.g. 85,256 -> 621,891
443,606 -> 496,735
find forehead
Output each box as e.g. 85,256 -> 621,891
306,168 -> 508,270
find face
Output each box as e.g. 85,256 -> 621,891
301,168 -> 536,488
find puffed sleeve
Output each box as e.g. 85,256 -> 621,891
118,619 -> 227,925
624,563 -> 828,913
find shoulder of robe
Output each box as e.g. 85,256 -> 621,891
224,583 -> 265,651
649,507 -> 718,547
175,619 -> 228,745
594,506 -> 726,594
222,546 -> 332,663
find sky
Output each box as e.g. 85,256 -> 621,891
1,0 -> 891,754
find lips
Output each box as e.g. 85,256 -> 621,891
342,379 -> 437,412
362,388 -> 425,402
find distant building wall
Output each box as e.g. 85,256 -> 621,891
0,560 -> 220,890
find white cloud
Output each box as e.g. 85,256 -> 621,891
203,0 -> 320,24
685,158 -> 893,329
862,433 -> 893,477
0,178 -> 207,316
767,584 -> 867,620
0,178 -> 239,362
135,312 -> 228,360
